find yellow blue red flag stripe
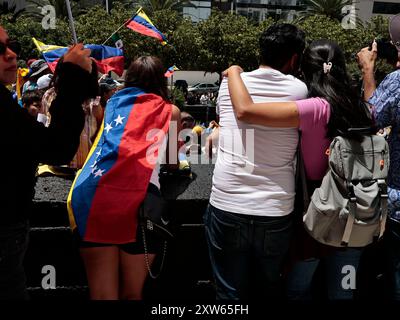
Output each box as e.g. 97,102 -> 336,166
165,65 -> 179,78
126,7 -> 167,45
32,38 -> 124,76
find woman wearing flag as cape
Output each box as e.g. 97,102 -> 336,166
68,56 -> 181,300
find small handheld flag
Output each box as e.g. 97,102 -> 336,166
111,33 -> 124,50
32,38 -> 124,76
126,7 -> 167,45
32,38 -> 64,53
164,65 -> 179,78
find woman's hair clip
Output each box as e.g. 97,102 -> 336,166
323,62 -> 332,74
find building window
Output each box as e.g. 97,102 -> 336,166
373,1 -> 400,14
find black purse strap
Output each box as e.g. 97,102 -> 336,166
141,225 -> 167,279
140,183 -> 169,279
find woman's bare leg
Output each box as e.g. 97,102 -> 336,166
80,246 -> 120,300
119,251 -> 156,300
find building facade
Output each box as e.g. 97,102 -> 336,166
183,0 -> 306,23
183,0 -> 212,22
232,0 -> 305,22
356,0 -> 400,22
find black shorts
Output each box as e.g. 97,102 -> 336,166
75,184 -> 165,255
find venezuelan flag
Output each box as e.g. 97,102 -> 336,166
164,65 -> 179,78
126,7 -> 167,45
32,38 -> 124,76
67,87 -> 172,244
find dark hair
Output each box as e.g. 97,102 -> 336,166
124,56 -> 169,101
259,23 -> 305,70
53,57 -> 99,98
301,40 -> 374,139
22,90 -> 41,106
99,83 -> 113,96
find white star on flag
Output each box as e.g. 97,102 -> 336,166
94,168 -> 105,177
105,123 -> 113,133
96,148 -> 102,158
90,160 -> 97,168
91,165 -> 97,174
114,114 -> 125,126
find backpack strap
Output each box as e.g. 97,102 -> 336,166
341,182 -> 357,246
377,179 -> 388,239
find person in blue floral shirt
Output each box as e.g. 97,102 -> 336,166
357,14 -> 400,300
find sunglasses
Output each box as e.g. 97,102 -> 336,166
0,40 -> 21,56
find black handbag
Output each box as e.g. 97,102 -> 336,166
138,184 -> 173,240
138,183 -> 172,279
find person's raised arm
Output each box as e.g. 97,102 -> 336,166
33,44 -> 98,164
357,41 -> 377,102
225,65 -> 299,127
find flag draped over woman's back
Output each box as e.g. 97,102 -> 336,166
67,87 -> 172,243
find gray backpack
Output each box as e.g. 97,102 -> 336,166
303,134 -> 389,247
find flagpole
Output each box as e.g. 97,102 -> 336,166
102,10 -> 139,45
102,15 -> 135,45
65,0 -> 78,44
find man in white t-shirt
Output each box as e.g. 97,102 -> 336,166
204,24 -> 308,300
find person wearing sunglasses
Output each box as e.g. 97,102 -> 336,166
0,26 -> 98,300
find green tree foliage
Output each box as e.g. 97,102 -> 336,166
0,5 -> 394,80
294,14 -> 391,79
139,0 -> 195,12
171,86 -> 185,109
74,4 -> 173,66
75,5 -> 200,68
0,0 -> 26,22
0,13 -> 70,64
300,0 -> 353,21
197,11 -> 273,75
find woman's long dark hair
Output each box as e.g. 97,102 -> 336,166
125,56 -> 169,101
301,40 -> 373,139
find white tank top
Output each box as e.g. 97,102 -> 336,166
149,135 -> 168,189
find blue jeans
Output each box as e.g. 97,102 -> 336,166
286,248 -> 363,300
0,221 -> 29,300
204,204 -> 293,300
383,218 -> 400,300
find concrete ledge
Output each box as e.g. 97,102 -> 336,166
27,165 -> 215,299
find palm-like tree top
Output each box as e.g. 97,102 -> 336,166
0,0 -> 26,21
302,0 -> 355,21
139,0 -> 195,12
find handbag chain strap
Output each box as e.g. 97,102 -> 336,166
141,225 -> 167,279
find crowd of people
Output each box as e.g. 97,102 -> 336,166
1,14 -> 400,302
186,90 -> 218,105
